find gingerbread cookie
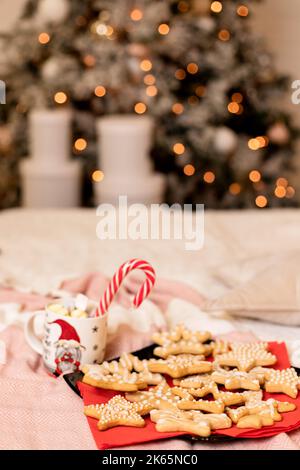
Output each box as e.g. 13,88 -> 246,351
84,395 -> 146,430
263,368 -> 300,398
213,343 -> 276,372
186,382 -> 255,406
148,355 -> 212,378
173,374 -> 213,388
125,383 -> 185,411
152,324 -> 212,346
226,397 -> 295,426
211,340 -> 230,357
212,369 -> 261,391
82,368 -> 147,391
154,341 -> 212,359
152,324 -> 212,358
150,408 -> 231,438
152,409 -> 231,430
152,325 -> 183,345
236,414 -> 274,429
178,398 -> 225,414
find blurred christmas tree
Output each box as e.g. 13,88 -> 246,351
0,0 -> 298,208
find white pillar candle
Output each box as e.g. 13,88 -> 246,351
29,108 -> 72,167
94,114 -> 165,205
20,107 -> 81,208
96,115 -> 153,178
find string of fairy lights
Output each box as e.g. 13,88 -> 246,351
32,0 -> 295,207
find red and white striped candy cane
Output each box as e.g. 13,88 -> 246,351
98,259 -> 156,316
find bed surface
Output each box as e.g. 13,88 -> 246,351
0,207 -> 299,341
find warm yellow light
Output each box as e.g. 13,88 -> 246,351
248,138 -> 260,151
54,92 -> 67,104
173,143 -> 185,155
257,136 -> 269,148
276,177 -> 288,188
140,59 -> 152,72
146,85 -> 158,97
232,92 -> 243,103
218,29 -> 231,41
203,171 -> 215,183
175,69 -> 186,80
187,63 -> 199,74
275,186 -> 287,198
158,23 -> 170,35
172,103 -> 184,115
83,55 -> 96,67
95,23 -> 108,35
178,1 -> 189,12
94,85 -> 106,97
144,74 -> 156,85
228,102 -> 240,114
74,138 -> 87,151
286,186 -> 296,198
130,8 -> 143,21
255,195 -> 268,208
106,25 -> 114,37
237,5 -> 249,17
92,170 -> 104,182
249,170 -> 261,183
38,32 -> 50,44
134,102 -> 147,114
183,164 -> 195,176
195,85 -> 206,97
229,183 -> 241,195
211,1 -> 223,13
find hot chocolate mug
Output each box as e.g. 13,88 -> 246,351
25,297 -> 107,375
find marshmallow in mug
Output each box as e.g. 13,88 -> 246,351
48,294 -> 92,319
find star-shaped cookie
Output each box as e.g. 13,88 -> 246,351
125,383 -> 191,411
264,368 -> 300,398
148,354 -> 212,378
152,324 -> 212,358
213,343 -> 276,372
84,396 -> 147,430
152,324 -> 212,346
226,397 -> 296,428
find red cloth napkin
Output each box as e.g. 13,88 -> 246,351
78,342 -> 300,450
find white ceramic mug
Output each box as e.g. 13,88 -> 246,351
25,299 -> 107,376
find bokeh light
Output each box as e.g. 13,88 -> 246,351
134,102 -> 147,114
92,170 -> 104,182
74,138 -> 87,151
158,24 -> 170,35
183,164 -> 195,176
54,92 -> 67,104
173,143 -> 185,155
203,171 -> 216,183
211,2 -> 223,13
255,195 -> 268,208
94,85 -> 106,97
38,32 -> 50,44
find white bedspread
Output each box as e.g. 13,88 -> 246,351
0,208 -> 299,345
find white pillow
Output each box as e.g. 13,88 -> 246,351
204,252 -> 300,326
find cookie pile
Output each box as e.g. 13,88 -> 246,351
81,324 -> 299,437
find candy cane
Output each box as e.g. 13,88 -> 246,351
98,259 -> 156,316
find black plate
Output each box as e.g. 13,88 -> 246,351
63,343 -> 156,398
63,343 -> 235,443
64,345 -> 300,444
